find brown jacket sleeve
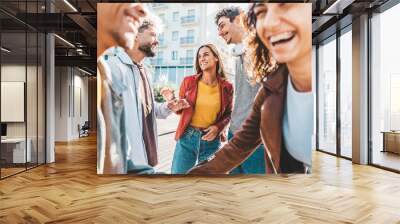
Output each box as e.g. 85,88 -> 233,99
187,88 -> 266,174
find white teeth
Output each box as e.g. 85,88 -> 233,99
269,32 -> 295,44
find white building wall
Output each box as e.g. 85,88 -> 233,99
54,67 -> 89,141
147,3 -> 246,86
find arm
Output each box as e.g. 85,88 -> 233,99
175,78 -> 188,115
154,80 -> 191,118
154,101 -> 172,119
214,85 -> 234,132
188,89 -> 266,174
97,60 -> 126,174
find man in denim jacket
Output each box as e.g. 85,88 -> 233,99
98,19 -> 188,174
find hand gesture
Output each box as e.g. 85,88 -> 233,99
160,87 -> 176,101
167,99 -> 190,113
201,125 -> 219,141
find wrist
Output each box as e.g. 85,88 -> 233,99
166,101 -> 173,110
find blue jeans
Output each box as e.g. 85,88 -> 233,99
228,131 -> 266,174
171,126 -> 221,174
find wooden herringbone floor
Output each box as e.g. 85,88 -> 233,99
1,134 -> 400,223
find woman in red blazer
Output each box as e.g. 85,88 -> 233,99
171,44 -> 233,174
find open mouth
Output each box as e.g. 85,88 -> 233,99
200,62 -> 208,67
269,31 -> 295,47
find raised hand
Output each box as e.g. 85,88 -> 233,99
160,87 -> 176,101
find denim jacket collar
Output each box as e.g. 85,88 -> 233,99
115,49 -> 135,65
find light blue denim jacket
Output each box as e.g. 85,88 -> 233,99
97,48 -> 171,174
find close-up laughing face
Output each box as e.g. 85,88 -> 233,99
253,3 -> 311,64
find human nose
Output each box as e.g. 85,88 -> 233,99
263,7 -> 280,33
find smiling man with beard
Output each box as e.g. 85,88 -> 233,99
97,3 -> 147,174
98,19 -> 189,174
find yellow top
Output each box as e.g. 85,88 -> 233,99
190,81 -> 221,128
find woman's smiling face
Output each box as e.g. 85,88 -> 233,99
254,3 -> 311,64
197,46 -> 218,72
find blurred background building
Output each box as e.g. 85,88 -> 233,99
146,3 -> 247,90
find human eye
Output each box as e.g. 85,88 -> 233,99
218,23 -> 224,31
254,5 -> 267,18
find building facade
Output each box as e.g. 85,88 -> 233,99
147,3 -> 235,90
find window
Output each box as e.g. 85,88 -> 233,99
391,75 -> 400,129
171,51 -> 178,60
161,67 -> 169,83
339,28 -> 352,158
317,36 -> 337,155
157,51 -> 163,58
186,49 -> 194,57
158,33 -> 164,44
172,31 -> 179,41
159,13 -> 165,22
168,67 -> 177,84
188,9 -> 195,16
173,12 -> 179,22
371,3 -> 400,171
0,2 -> 46,179
187,30 -> 194,37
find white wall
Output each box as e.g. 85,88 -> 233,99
72,72 -> 89,138
1,63 -> 46,164
55,66 -> 69,141
1,65 -> 30,138
54,67 -> 89,141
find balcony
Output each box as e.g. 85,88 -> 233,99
181,15 -> 196,25
151,3 -> 168,9
180,36 -> 195,45
180,57 -> 194,65
150,58 -> 163,65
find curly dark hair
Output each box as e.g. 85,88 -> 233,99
245,3 -> 277,82
214,6 -> 242,25
138,19 -> 155,33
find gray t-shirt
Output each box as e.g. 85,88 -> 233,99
229,44 -> 260,133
